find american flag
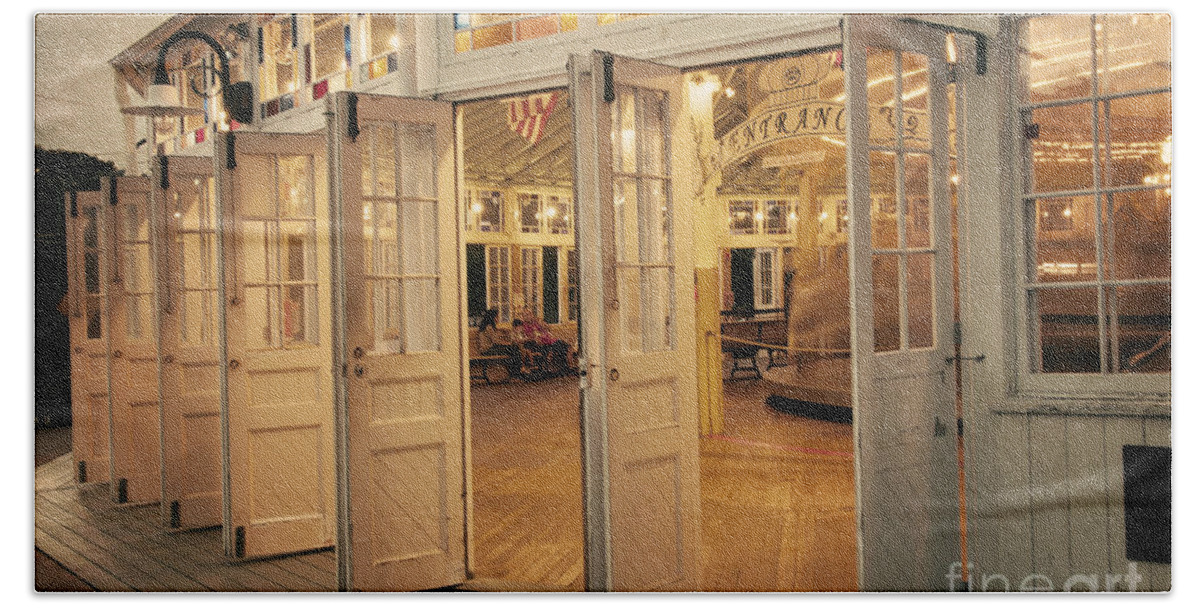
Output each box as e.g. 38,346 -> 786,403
507,92 -> 560,146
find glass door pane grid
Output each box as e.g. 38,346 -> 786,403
611,85 -> 675,352
120,195 -> 154,341
80,204 -> 105,339
870,48 -> 940,353
360,120 -> 441,354
175,175 -> 219,346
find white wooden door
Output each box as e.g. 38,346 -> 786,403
67,190 -> 111,485
157,155 -> 223,529
106,176 -> 162,505
844,15 -> 960,591
328,92 -> 466,591
217,132 -> 336,559
570,51 -> 701,591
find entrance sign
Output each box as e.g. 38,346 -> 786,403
570,51 -> 701,591
217,132 -> 336,559
67,190 -> 112,485
328,92 -> 466,591
157,155 -> 223,530
845,15 -> 959,590
106,176 -> 162,505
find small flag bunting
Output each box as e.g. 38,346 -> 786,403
507,92 -> 559,146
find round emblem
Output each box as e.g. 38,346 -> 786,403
783,67 -> 804,87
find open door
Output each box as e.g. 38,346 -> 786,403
156,155 -> 222,530
570,51 -> 701,591
66,190 -> 111,485
328,92 -> 466,591
844,15 -> 959,590
216,132 -> 336,559
105,176 -> 162,505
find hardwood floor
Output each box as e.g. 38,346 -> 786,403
34,367 -> 857,592
468,372 -> 858,592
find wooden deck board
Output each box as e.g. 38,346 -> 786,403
35,454 -> 336,592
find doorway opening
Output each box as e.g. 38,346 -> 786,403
687,49 -> 859,591
459,89 -> 585,590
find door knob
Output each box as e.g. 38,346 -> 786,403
353,346 -> 365,359
354,365 -> 365,377
162,354 -> 175,364
609,368 -> 620,382
112,350 -> 122,359
229,359 -> 240,370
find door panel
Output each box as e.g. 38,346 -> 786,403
106,176 -> 162,505
217,132 -> 336,559
67,190 -> 111,485
329,92 -> 466,591
157,155 -> 223,529
570,51 -> 701,591
845,15 -> 959,591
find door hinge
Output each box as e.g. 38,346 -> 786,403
954,322 -> 962,346
77,460 -> 86,483
117,478 -> 128,503
159,155 -> 170,190
170,500 -> 181,528
69,191 -> 78,218
226,133 -> 237,170
235,526 -> 246,558
347,92 -> 360,142
957,417 -> 964,438
602,53 -> 615,103
1024,123 -> 1040,140
108,177 -> 118,206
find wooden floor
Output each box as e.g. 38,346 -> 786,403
34,455 -> 337,592
35,366 -> 856,592
468,371 -> 857,592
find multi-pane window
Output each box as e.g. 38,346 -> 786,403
241,154 -> 319,349
313,14 -> 349,80
81,205 -> 104,340
520,246 -> 541,317
453,13 -> 579,53
727,198 -> 796,235
518,192 -> 541,233
359,121 -> 441,354
544,195 -> 571,234
1020,14 -> 1171,375
486,245 -> 511,324
753,248 -> 780,310
174,176 -> 218,346
259,17 -> 298,101
466,189 -> 505,232
728,200 -> 755,235
120,195 -> 154,343
612,85 -> 674,352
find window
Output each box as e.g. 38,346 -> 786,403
313,14 -> 349,80
120,195 -> 154,342
518,192 -> 540,233
1019,14 -> 1171,382
520,246 -> 541,317
466,189 -> 505,232
81,205 -> 103,340
241,154 -> 319,349
359,121 -> 441,354
486,245 -> 511,324
544,195 -> 571,235
453,13 -> 579,53
258,17 -> 298,102
764,200 -> 795,235
174,176 -> 218,346
753,248 -> 780,310
728,200 -> 755,235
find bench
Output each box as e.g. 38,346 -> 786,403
468,330 -> 512,384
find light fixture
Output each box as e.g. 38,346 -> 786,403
122,30 -> 254,124
724,86 -> 736,98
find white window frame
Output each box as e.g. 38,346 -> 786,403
520,245 -> 542,317
1012,14 -> 1171,400
485,244 -> 511,324
752,247 -> 781,311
